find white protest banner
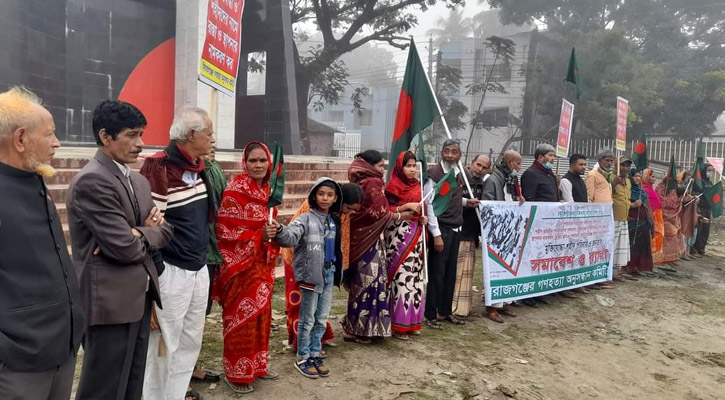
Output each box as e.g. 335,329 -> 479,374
480,201 -> 614,306
556,99 -> 575,158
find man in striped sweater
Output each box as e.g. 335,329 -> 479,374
140,108 -> 217,400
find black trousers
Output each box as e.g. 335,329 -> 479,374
692,218 -> 711,254
0,354 -> 75,400
76,295 -> 152,400
425,226 -> 461,321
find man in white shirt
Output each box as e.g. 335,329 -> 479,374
560,154 -> 589,203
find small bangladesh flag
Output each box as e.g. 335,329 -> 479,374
268,142 -> 285,208
632,132 -> 648,171
664,155 -> 678,194
388,39 -> 439,182
702,181 -> 723,218
432,169 -> 457,217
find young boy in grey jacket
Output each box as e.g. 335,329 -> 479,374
272,177 -> 343,379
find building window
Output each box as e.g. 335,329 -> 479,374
359,110 -> 372,127
484,63 -> 511,82
328,110 -> 344,123
480,107 -> 509,127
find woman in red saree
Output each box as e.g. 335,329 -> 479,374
214,142 -> 279,394
656,180 -> 683,264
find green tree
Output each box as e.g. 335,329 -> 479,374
487,0 -> 725,139
290,0 -> 464,153
427,9 -> 474,46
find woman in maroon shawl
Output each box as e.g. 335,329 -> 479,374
214,142 -> 280,394
341,150 -> 418,343
384,151 -> 428,340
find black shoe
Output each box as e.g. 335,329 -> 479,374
522,298 -> 538,307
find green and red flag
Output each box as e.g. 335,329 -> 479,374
432,169 -> 457,216
268,142 -> 285,208
564,47 -> 582,99
632,132 -> 648,171
664,155 -> 678,194
692,140 -> 705,193
389,39 -> 439,182
701,181 -> 723,218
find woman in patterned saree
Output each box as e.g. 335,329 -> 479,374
214,142 -> 280,394
341,150 -> 420,344
383,151 -> 428,340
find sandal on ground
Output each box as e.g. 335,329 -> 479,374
224,376 -> 254,394
392,331 -> 410,340
498,307 -> 517,317
185,390 -> 202,400
441,315 -> 466,325
425,319 -> 443,329
191,370 -> 221,383
485,308 -> 504,323
259,370 -> 279,380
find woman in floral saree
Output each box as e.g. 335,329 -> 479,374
384,151 -> 428,340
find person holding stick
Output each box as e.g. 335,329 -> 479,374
452,154 -> 490,320
424,139 -> 469,328
384,151 -> 429,340
213,141 -> 280,394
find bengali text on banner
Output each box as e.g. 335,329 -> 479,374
480,201 -> 614,305
198,0 -> 244,96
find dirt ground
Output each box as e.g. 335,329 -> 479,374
73,230 -> 725,400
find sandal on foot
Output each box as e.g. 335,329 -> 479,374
425,319 -> 443,329
259,370 -> 279,380
186,390 -> 202,400
322,340 -> 338,348
393,332 -> 411,340
499,307 -> 517,317
442,315 -> 466,325
224,376 -> 254,394
485,309 -> 504,323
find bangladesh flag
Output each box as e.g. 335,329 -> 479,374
564,47 -> 582,99
632,132 -> 648,171
432,169 -> 457,217
268,142 -> 285,208
692,140 -> 705,193
701,181 -> 723,218
388,39 -> 439,182
664,155 -> 678,194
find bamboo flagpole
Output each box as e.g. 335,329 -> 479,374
418,161 -> 429,284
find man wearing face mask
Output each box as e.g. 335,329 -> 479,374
521,144 -> 560,202
424,139 -> 470,328
481,150 -> 523,318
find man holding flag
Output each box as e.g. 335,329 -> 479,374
424,139 -> 473,328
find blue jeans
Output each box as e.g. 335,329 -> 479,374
297,267 -> 334,361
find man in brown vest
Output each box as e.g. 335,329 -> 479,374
424,139 -> 473,328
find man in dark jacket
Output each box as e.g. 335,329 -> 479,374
480,150 -> 522,319
521,143 -> 561,202
0,87 -> 84,400
692,163 -> 714,256
69,100 -> 173,400
560,154 -> 588,203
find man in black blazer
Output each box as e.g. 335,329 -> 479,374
68,100 -> 173,400
0,86 -> 84,399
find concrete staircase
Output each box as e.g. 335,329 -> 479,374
48,156 -> 350,247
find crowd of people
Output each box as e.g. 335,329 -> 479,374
0,86 -> 717,400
